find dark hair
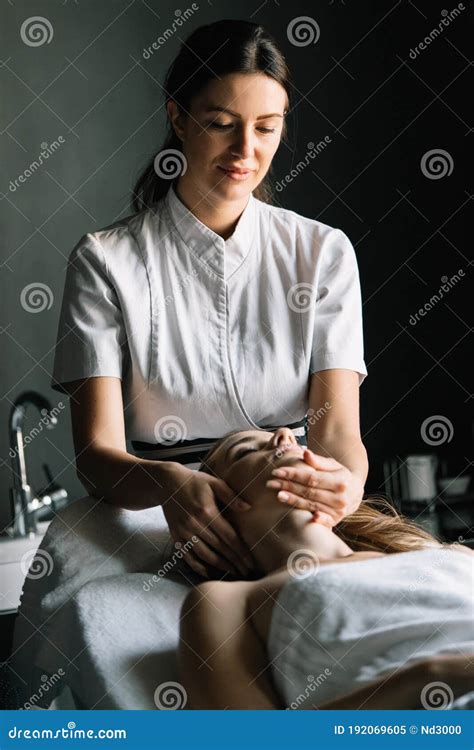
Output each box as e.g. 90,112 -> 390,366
132,19 -> 292,213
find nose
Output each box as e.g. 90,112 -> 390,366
230,125 -> 255,160
267,428 -> 299,450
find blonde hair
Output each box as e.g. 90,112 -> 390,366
336,494 -> 440,554
199,434 -> 441,555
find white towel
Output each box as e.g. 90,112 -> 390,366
11,495 -> 198,709
267,548 -> 474,709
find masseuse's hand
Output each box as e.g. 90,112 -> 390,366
266,450 -> 364,527
162,466 -> 254,579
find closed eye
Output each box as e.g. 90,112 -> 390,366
235,447 -> 257,461
209,122 -> 276,134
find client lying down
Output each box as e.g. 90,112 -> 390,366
178,427 -> 473,709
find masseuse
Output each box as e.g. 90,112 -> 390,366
50,19 -> 369,579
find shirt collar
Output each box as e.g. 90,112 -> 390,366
163,182 -> 257,279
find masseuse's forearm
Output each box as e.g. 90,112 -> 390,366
76,447 -> 188,511
308,430 -> 369,488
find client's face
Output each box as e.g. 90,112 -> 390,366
207,427 -> 309,520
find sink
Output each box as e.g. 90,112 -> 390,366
0,521 -> 51,613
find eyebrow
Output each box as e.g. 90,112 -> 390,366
204,106 -> 284,120
224,434 -> 257,462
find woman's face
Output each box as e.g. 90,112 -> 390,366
168,72 -> 287,200
208,427 -> 307,508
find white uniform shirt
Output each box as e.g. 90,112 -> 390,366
51,184 -> 368,445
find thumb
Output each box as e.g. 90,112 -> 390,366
208,476 -> 252,511
303,449 -> 338,471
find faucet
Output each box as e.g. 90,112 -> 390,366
8,391 -> 68,537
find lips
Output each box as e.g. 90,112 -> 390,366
217,165 -> 254,181
219,166 -> 252,174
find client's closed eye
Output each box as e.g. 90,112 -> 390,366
235,447 -> 256,461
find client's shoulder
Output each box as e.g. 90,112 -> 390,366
444,542 -> 473,557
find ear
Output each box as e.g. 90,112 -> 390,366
166,100 -> 185,142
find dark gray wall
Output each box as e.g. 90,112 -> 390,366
1,0 -> 471,532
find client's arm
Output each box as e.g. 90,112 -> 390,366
179,580 -> 474,710
306,661 -> 432,709
179,580 -> 284,709
311,653 -> 474,710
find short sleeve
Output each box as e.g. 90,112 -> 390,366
310,229 -> 368,386
50,232 -> 128,394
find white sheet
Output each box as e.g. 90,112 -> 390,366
11,495 -> 198,709
267,547 -> 474,709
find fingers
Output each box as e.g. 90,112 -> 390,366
183,550 -> 212,579
303,449 -> 340,471
210,477 -> 252,512
275,488 -> 346,520
191,537 -> 239,575
207,513 -> 254,571
194,524 -> 249,576
275,492 -> 318,513
270,465 -> 333,491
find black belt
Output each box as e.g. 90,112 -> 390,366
131,418 -> 307,465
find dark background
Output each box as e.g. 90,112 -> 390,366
0,0 -> 472,533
